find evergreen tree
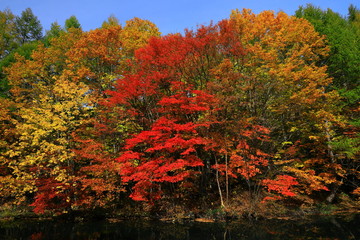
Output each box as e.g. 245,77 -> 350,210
65,15 -> 81,31
15,8 -> 43,44
348,4 -> 359,22
44,21 -> 64,46
46,21 -> 63,39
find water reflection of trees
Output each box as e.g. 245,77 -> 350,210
0,215 -> 359,239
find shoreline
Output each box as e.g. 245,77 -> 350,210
1,204 -> 359,223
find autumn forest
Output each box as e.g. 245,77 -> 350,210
0,4 -> 359,219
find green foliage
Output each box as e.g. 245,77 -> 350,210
0,205 -> 35,219
204,207 -> 226,220
15,8 -> 43,44
0,8 -> 43,97
348,4 -> 359,22
0,9 -> 19,59
65,16 -> 81,31
332,135 -> 360,159
295,4 -> 360,91
316,202 -> 338,215
295,7 -> 360,196
101,15 -> 120,29
0,42 -> 38,97
43,22 -> 64,46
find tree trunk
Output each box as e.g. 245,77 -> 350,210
225,152 -> 229,205
324,120 -> 341,203
215,156 -> 225,208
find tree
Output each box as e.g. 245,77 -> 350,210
0,97 -> 19,203
66,20 -> 161,205
120,17 -> 161,57
0,41 -> 39,98
1,8 -> 355,215
9,79 -> 93,214
44,21 -> 64,46
0,9 -> 18,59
348,5 -> 360,33
1,30 -> 86,210
105,10 -> 336,210
71,124 -> 124,209
295,4 -> 360,91
15,8 -> 43,44
65,25 -> 123,96
348,4 -> 359,22
206,9 -> 337,206
2,43 -> 89,207
0,8 -> 41,98
0,17 -> 160,213
65,15 -> 81,31
115,89 -> 217,201
101,15 -> 120,29
296,4 -> 360,202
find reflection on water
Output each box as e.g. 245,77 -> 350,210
0,214 -> 359,240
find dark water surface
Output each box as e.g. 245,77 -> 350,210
0,214 -> 359,240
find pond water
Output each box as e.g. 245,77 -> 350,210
0,214 -> 359,240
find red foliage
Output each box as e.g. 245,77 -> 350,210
211,122 -> 271,180
116,114 -> 208,201
30,178 -> 73,214
115,89 -> 217,202
72,131 -> 123,208
262,175 -> 299,201
107,22 -> 253,202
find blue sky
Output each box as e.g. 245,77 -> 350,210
0,0 -> 357,35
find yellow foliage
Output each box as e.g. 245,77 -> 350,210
0,21 -> 154,207
120,17 -> 161,55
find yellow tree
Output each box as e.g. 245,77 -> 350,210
120,17 -> 161,57
1,28 -> 93,211
6,79 -> 92,213
0,18 -> 161,212
0,98 -> 21,203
